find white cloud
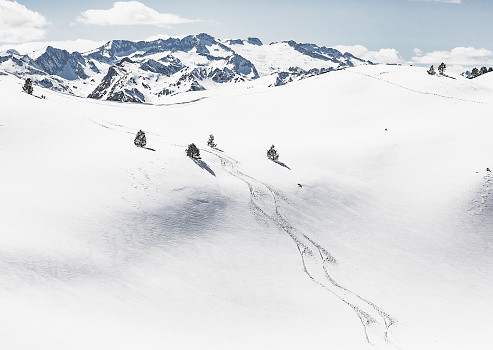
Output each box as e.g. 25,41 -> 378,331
411,47 -> 493,71
333,45 -> 405,65
77,1 -> 199,27
0,0 -> 48,43
0,39 -> 106,56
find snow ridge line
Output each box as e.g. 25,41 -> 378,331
211,151 -> 398,349
350,71 -> 490,106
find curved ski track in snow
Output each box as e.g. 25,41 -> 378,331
207,150 -> 398,348
78,111 -> 398,348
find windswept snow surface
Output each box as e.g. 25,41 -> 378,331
474,72 -> 493,90
1,65 -> 493,349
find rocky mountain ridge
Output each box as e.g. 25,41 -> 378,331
0,33 -> 374,103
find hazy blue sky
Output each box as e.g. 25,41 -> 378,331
1,0 -> 492,70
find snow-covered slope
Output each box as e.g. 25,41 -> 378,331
1,64 -> 493,350
0,34 -> 373,104
473,71 -> 493,89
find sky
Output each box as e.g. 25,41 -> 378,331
1,0 -> 492,71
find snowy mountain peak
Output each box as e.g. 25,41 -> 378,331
4,49 -> 21,56
247,37 -> 263,46
225,37 -> 263,46
0,33 -> 374,103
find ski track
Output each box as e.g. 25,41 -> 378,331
75,111 -> 398,348
209,150 -> 398,349
351,71 -> 491,106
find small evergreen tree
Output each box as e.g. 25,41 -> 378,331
207,134 -> 216,148
267,145 -> 279,161
186,143 -> 201,159
438,62 -> 446,75
427,65 -> 436,75
471,67 -> 480,78
22,78 -> 33,95
480,66 -> 488,75
134,130 -> 146,147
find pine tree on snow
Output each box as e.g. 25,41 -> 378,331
207,134 -> 217,148
22,78 -> 33,95
186,143 -> 201,159
438,62 -> 446,75
267,145 -> 279,161
134,130 -> 147,147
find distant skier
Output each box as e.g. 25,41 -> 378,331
298,183 -> 303,188
487,168 -> 491,172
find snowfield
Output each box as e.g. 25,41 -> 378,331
1,64 -> 493,349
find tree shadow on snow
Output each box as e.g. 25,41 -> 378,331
135,146 -> 155,151
193,159 -> 216,177
439,74 -> 457,80
274,160 -> 291,170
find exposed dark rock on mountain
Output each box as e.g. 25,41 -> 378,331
0,33 -> 374,103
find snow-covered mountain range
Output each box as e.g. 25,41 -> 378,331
0,33 -> 373,103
